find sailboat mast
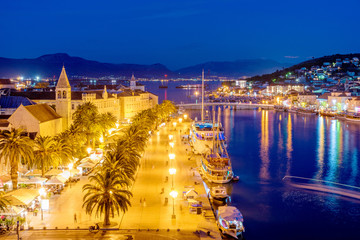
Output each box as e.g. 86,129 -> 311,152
212,107 -> 216,151
201,69 -> 204,121
217,107 -> 221,153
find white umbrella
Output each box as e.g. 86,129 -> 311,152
26,177 -> 47,184
45,169 -> 63,177
78,162 -> 95,168
25,169 -> 42,176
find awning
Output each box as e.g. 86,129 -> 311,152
1,206 -> 25,216
4,189 -> 40,206
25,169 -> 42,176
44,176 -> 66,185
45,169 -> 63,177
80,157 -> 96,164
70,169 -> 80,175
78,162 -> 95,168
26,177 -> 48,184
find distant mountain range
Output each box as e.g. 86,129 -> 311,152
0,53 -> 289,78
176,59 -> 290,77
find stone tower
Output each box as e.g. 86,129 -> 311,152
130,73 -> 136,90
55,66 -> 72,130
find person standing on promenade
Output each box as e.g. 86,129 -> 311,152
74,213 -> 77,223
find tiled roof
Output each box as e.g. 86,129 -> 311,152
25,104 -> 61,123
0,96 -> 36,108
11,91 -> 56,100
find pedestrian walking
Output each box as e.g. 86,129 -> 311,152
74,213 -> 77,223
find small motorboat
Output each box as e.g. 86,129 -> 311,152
217,206 -> 245,239
210,186 -> 229,201
232,175 -> 240,181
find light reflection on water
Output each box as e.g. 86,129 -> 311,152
219,109 -> 360,239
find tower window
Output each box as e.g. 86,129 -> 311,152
57,91 -> 61,99
63,91 -> 67,98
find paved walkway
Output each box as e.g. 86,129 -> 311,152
27,120 -> 221,239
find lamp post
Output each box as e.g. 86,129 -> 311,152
169,190 -> 178,219
169,168 -> 176,189
38,187 -> 46,220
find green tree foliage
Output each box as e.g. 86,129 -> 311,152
33,136 -> 71,177
0,129 -> 33,190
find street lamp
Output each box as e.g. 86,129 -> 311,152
178,118 -> 183,123
172,122 -> 177,130
183,114 -> 187,120
169,190 -> 178,219
169,168 -> 176,189
38,187 -> 46,220
168,135 -> 173,141
169,142 -> 174,148
87,147 -> 92,154
168,153 -> 175,161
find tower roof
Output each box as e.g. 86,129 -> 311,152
131,73 -> 135,81
56,66 -> 71,88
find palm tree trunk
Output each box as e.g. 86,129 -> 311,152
10,159 -> 19,190
104,201 -> 110,226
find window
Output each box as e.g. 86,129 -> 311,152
63,91 -> 67,98
72,104 -> 75,110
57,91 -> 61,99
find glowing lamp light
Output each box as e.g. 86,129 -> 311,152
99,136 -> 104,143
173,122 -> 177,127
168,135 -> 173,140
68,163 -> 74,170
178,118 -> 183,123
115,122 -> 119,128
183,114 -> 188,120
169,168 -> 176,175
41,199 -> 49,210
39,187 -> 46,197
157,132 -> 160,136
87,147 -> 92,154
168,153 -> 175,160
169,142 -> 174,148
169,190 -> 178,199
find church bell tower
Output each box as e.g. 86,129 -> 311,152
55,66 -> 72,130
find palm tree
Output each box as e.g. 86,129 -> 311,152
0,191 -> 9,212
104,146 -> 137,182
82,170 -> 132,226
97,112 -> 117,140
0,129 -> 33,190
72,102 -> 99,146
33,136 -> 57,177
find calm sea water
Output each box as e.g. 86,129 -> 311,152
145,81 -> 360,240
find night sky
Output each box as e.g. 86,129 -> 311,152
1,0 -> 360,69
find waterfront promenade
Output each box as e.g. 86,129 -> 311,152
2,119 -> 221,239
